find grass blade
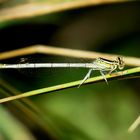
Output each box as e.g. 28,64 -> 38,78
0,67 -> 140,103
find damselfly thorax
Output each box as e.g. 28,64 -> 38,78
94,56 -> 124,71
77,56 -> 124,87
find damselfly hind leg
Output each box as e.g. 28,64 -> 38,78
99,70 -> 108,85
78,69 -> 93,88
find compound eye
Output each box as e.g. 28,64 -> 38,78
118,64 -> 124,70
117,56 -> 125,70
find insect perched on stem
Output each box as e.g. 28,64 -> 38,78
78,56 -> 125,87
0,56 -> 124,87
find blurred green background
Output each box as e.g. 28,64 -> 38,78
0,1 -> 140,140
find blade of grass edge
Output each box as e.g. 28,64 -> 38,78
0,67 -> 140,103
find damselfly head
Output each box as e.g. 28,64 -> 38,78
116,56 -> 125,70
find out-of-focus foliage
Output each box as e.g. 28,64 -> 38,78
0,0 -> 140,140
0,105 -> 35,140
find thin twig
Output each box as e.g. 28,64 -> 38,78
0,0 -> 128,23
128,115 -> 140,133
0,67 -> 139,103
0,45 -> 140,67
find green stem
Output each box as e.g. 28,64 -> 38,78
0,67 -> 140,103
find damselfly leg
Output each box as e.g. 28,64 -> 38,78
78,69 -> 93,88
99,70 -> 108,84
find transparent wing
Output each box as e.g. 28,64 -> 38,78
0,54 -> 94,87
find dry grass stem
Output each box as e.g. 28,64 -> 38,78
0,45 -> 140,67
0,0 -> 129,23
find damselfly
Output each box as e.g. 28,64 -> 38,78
0,56 -> 125,87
